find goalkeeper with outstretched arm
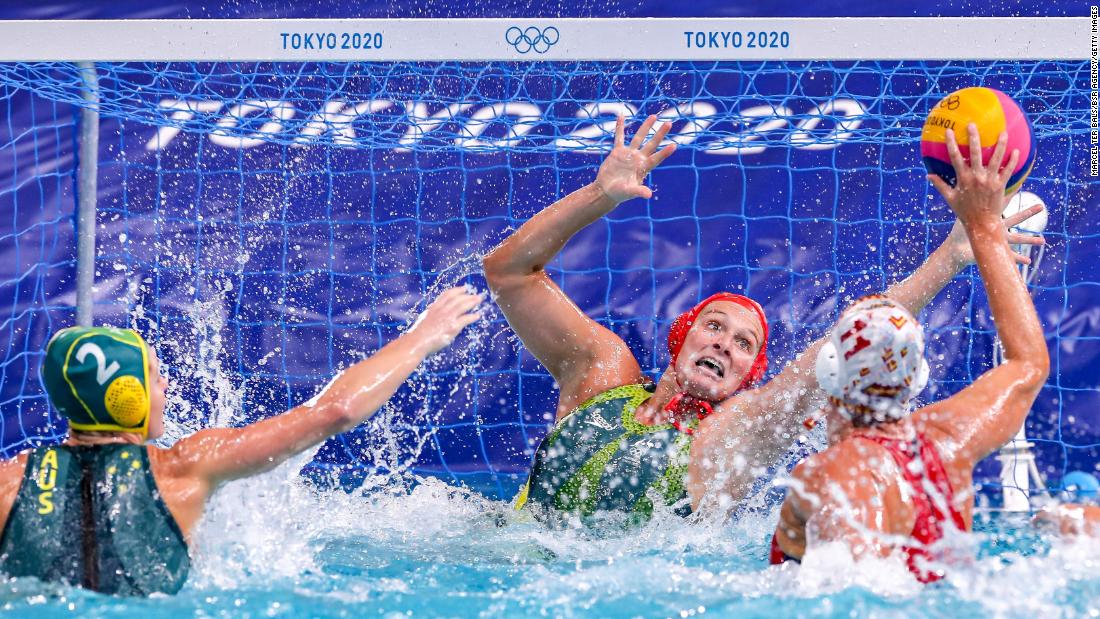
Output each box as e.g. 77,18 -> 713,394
482,115 -> 1043,524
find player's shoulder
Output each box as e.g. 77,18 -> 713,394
153,427 -> 229,476
0,451 -> 29,485
0,450 -> 28,470
791,441 -> 863,487
783,444 -> 866,519
792,438 -> 900,512
0,452 -> 29,536
796,436 -> 897,490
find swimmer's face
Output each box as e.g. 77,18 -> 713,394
673,301 -> 764,401
147,349 -> 167,440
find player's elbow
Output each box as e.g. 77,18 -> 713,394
1009,352 -> 1050,392
481,250 -> 507,290
316,399 -> 358,435
1023,338 -> 1050,385
1023,353 -> 1050,388
482,248 -> 538,293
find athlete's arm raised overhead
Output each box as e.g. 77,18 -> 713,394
169,286 -> 483,487
705,189 -> 1044,449
764,127 -> 1050,577
916,125 -> 1050,467
483,115 -> 677,417
688,137 -> 1045,513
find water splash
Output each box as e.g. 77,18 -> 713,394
3,453 -> 1100,618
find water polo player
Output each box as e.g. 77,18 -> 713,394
1033,472 -> 1100,536
0,286 -> 482,595
483,117 -> 1044,522
771,125 -> 1050,583
1034,504 -> 1100,537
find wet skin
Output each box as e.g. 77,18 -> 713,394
0,287 -> 484,543
774,125 -> 1050,563
485,113 -> 1049,518
1033,503 -> 1100,536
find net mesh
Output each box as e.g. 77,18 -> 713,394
0,82 -> 78,455
0,60 -> 1094,501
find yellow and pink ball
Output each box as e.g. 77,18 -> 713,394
921,86 -> 1035,194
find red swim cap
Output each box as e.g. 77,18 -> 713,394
667,292 -> 769,390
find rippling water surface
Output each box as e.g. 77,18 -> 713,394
3,461 -> 1099,619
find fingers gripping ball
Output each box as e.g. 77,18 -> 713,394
921,87 -> 1035,194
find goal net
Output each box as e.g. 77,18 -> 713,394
0,19 -> 1094,502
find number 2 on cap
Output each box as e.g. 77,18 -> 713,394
75,342 -> 121,385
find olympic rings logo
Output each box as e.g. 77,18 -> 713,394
505,26 -> 560,54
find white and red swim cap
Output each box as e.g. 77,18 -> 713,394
815,296 -> 930,424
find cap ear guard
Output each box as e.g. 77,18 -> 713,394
667,311 -> 693,362
815,340 -> 843,399
42,327 -> 152,438
911,355 -> 931,398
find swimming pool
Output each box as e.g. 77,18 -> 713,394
3,463 -> 1096,619
0,9 -> 1096,618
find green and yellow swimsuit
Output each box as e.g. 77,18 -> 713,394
516,384 -> 694,521
0,444 -> 190,595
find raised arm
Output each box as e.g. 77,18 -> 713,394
736,189 -> 1043,433
482,115 -> 676,416
689,149 -> 1043,513
916,125 -> 1049,465
172,286 -> 483,486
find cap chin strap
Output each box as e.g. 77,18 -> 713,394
814,340 -> 930,421
662,392 -> 714,435
662,369 -> 724,434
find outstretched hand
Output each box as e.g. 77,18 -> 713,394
927,123 -> 1020,225
943,200 -> 1046,268
410,286 -> 484,354
594,114 -> 678,204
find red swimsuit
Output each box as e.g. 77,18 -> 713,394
770,433 -> 967,584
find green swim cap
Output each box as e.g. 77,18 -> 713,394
41,327 -> 151,438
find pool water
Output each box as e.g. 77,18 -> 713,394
2,458 -> 1098,619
